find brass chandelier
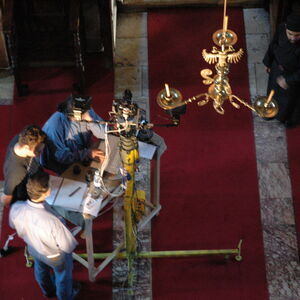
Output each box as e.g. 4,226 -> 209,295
157,0 -> 278,121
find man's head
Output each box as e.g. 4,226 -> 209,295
286,14 -> 300,44
26,170 -> 50,202
58,94 -> 92,121
18,125 -> 46,157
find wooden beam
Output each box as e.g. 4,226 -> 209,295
0,31 -> 9,68
0,0 -> 12,68
121,0 -> 263,9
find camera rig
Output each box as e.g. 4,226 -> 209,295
84,89 -> 242,292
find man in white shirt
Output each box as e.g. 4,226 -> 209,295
9,170 -> 79,299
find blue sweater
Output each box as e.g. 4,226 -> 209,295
42,109 -> 105,174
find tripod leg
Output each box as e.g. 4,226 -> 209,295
0,233 -> 16,257
24,246 -> 33,268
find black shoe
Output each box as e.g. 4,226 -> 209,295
43,291 -> 56,298
72,281 -> 82,298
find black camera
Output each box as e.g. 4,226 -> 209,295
58,94 -> 92,120
112,89 -> 138,120
166,104 -> 187,126
68,95 -> 92,121
71,95 -> 92,120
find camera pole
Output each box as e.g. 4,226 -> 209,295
119,134 -> 139,289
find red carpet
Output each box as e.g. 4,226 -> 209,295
148,8 -> 269,299
287,129 -> 300,251
0,57 -> 114,299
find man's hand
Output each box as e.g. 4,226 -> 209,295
276,76 -> 289,90
81,111 -> 93,122
265,67 -> 271,73
90,149 -> 105,162
1,194 -> 12,207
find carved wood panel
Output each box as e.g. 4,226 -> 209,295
0,11 -> 9,68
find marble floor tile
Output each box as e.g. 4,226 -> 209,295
254,121 -> 287,162
255,62 -> 269,96
243,8 -> 270,35
141,64 -> 149,100
245,33 -> 270,64
263,225 -> 298,260
0,70 -> 14,104
112,257 -> 152,299
115,37 -> 148,67
257,162 -> 292,199
134,96 -> 150,104
113,198 -> 125,231
117,12 -> 148,39
115,66 -> 143,97
247,63 -> 257,98
263,225 -> 300,299
261,197 -> 295,226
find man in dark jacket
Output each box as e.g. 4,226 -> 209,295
263,14 -> 300,128
1,125 -> 46,206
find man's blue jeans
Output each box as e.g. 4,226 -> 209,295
28,246 -> 74,300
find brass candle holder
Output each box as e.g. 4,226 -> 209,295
157,0 -> 278,120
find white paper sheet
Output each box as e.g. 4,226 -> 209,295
82,194 -> 104,217
46,176 -> 64,205
138,141 -> 157,159
46,175 -> 87,212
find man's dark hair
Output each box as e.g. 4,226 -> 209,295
286,13 -> 300,32
26,170 -> 49,200
57,94 -> 92,115
18,125 -> 46,150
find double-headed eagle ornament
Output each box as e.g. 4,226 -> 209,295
198,37 -> 245,114
202,45 -> 243,66
156,14 -> 278,118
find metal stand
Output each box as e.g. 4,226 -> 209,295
78,239 -> 242,261
71,184 -> 123,282
73,134 -> 243,290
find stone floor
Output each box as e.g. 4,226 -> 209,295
244,8 -> 300,299
0,70 -> 13,105
1,7 -> 300,300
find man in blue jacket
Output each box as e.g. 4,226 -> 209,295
42,94 -> 105,174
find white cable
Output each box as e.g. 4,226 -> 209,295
99,123 -> 110,177
95,116 -> 137,197
93,123 -> 125,197
105,120 -> 130,134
